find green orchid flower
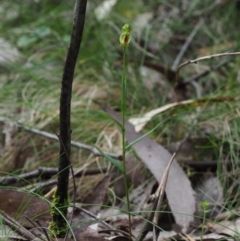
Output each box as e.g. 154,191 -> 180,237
119,24 -> 131,46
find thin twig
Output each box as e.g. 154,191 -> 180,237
78,207 -> 113,230
181,57 -> 230,85
0,116 -> 121,160
136,153 -> 176,241
35,219 -> 51,241
77,207 -> 136,238
99,229 -> 136,239
171,19 -> 204,71
18,123 -> 121,159
193,0 -> 223,17
25,217 -> 48,241
0,211 -> 37,240
0,167 -> 108,186
26,179 -> 58,193
152,153 -> 176,241
0,116 -> 120,159
176,51 -> 240,82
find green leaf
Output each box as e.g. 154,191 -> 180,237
125,122 -> 162,150
17,35 -> 37,48
33,26 -> 51,38
62,35 -> 70,44
95,146 -> 123,173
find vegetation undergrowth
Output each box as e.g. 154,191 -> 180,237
199,201 -> 210,241
1,0 -> 240,240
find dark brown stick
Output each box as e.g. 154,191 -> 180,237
52,0 -> 87,237
0,167 -> 108,186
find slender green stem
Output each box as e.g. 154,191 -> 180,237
118,23 -> 132,240
121,45 -> 132,240
201,208 -> 206,241
200,201 -> 209,241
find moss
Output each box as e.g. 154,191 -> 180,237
49,190 -> 69,238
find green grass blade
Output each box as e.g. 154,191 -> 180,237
95,146 -> 123,173
125,122 -> 162,151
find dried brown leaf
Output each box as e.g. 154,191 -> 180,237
100,104 -> 196,231
107,236 -> 130,241
114,153 -> 148,198
83,175 -> 110,215
0,189 -> 51,228
77,236 -> 109,241
208,217 -> 240,237
157,232 -> 231,241
129,97 -> 235,132
189,233 -> 232,241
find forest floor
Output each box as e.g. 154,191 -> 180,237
0,0 -> 240,240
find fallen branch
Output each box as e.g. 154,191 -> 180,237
0,117 -> 121,160
180,57 -> 230,85
0,166 -> 108,186
21,124 -> 121,159
176,51 -> 240,81
171,19 -> 204,71
0,211 -> 38,241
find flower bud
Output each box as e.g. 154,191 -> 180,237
119,24 -> 131,46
